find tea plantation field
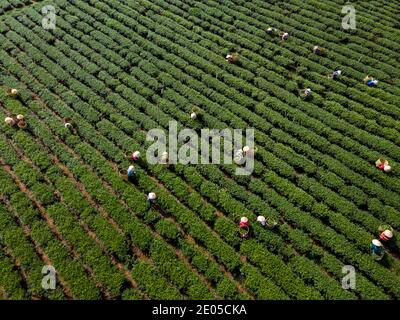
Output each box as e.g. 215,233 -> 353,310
0,0 -> 399,300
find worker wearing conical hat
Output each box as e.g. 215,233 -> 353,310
375,158 -> 391,172
161,151 -> 169,164
147,192 -> 156,205
131,151 -> 140,161
313,46 -> 323,54
4,117 -> 15,126
257,215 -> 266,227
332,69 -> 342,79
370,239 -> 384,257
7,88 -> 19,97
239,217 -> 250,238
127,165 -> 135,182
239,216 -> 249,228
380,230 -> 393,242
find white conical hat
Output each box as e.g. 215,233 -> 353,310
240,217 -> 248,223
267,27 -> 272,31
336,70 -> 342,75
16,114 -> 24,120
257,216 -> 266,223
372,239 -> 382,247
11,88 -> 18,94
383,165 -> 392,172
128,165 -> 134,171
243,146 -> 250,153
226,54 -> 232,59
161,151 -> 168,159
5,117 -> 14,124
133,151 -> 140,157
148,192 -> 156,200
383,230 -> 393,238
190,112 -> 197,119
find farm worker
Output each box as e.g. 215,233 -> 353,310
313,46 -> 322,54
239,216 -> 249,228
4,117 -> 15,126
190,112 -> 197,120
226,53 -> 238,63
17,120 -> 27,129
127,165 -> 135,180
267,27 -> 274,35
131,151 -> 140,161
147,192 -> 156,205
243,146 -> 251,156
363,75 -> 373,83
257,215 -> 266,226
161,151 -> 169,163
7,88 -> 18,96
363,75 -> 378,86
375,158 -> 391,172
380,230 -> 393,242
281,32 -> 289,41
370,239 -> 384,256
13,114 -> 23,124
332,69 -> 342,79
304,88 -> 312,96
243,145 -> 257,157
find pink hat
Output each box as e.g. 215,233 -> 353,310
383,230 -> 393,239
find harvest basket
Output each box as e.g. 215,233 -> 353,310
239,226 -> 250,238
17,121 -> 27,129
265,219 -> 278,230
